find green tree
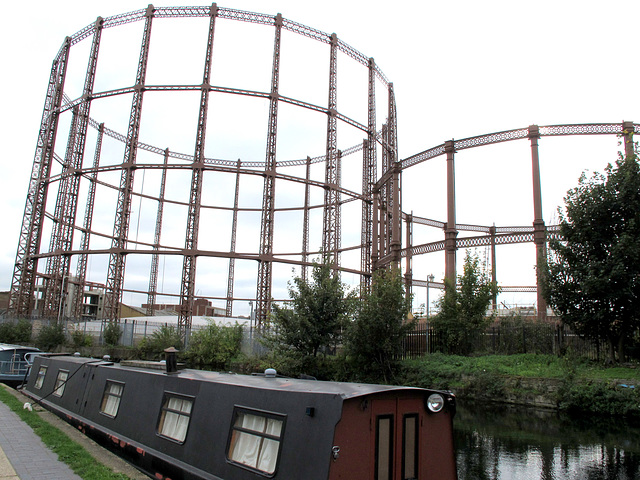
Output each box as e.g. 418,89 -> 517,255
266,259 -> 356,376
269,260 -> 356,355
185,321 -> 243,370
35,321 -> 66,351
543,151 -> 640,362
431,250 -> 498,355
344,267 -> 413,383
0,319 -> 32,344
137,325 -> 184,359
102,321 -> 122,346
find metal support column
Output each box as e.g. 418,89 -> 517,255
623,120 -> 635,159
42,105 -> 80,319
104,5 -> 155,322
44,17 -> 104,320
179,4 -> 218,338
361,58 -> 377,290
146,148 -> 169,317
256,13 -> 283,327
226,159 -> 241,317
529,125 -> 547,321
490,224 -> 497,310
10,37 -> 71,317
404,213 -> 413,302
73,122 -> 104,319
388,84 -> 401,269
301,156 -> 311,282
322,33 -> 339,269
444,140 -> 458,282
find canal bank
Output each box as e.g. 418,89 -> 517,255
402,353 -> 640,417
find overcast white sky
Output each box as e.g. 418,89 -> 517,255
1,0 -> 637,314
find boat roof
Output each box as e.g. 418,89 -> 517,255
0,343 -> 40,352
39,354 -> 431,400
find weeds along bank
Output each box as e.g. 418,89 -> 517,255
401,353 -> 640,418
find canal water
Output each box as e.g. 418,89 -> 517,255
454,401 -> 640,479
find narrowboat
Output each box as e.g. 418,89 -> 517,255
0,343 -> 40,387
21,353 -> 458,480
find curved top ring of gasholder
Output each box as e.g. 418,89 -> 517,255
55,4 -> 394,168
17,4 -> 398,325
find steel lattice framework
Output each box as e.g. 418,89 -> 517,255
9,4 -> 395,336
8,4 -> 638,331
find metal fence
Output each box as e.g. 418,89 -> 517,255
0,316 -> 266,356
0,316 -> 619,361
402,322 -> 605,360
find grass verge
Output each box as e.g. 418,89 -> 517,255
0,384 -> 132,480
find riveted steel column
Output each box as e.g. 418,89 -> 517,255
444,140 -> 458,282
490,224 -> 497,310
379,124 -> 390,261
404,213 -> 413,302
256,13 -> 283,328
10,37 -> 71,317
73,123 -> 105,319
226,159 -> 241,317
147,148 -> 169,317
322,33 -> 339,269
361,58 -> 377,289
301,156 -> 311,282
105,5 -> 155,322
42,105 -> 80,319
622,120 -> 635,159
372,191 -> 379,268
336,149 -> 342,268
388,84 -> 401,269
529,125 -> 547,321
179,4 -> 218,338
45,16 -> 104,320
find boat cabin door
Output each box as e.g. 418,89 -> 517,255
370,397 -> 422,480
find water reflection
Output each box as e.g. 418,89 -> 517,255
454,401 -> 640,479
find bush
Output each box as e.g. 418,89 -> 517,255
70,329 -> 93,348
558,380 -> 640,418
184,322 -> 243,370
35,321 -> 66,350
343,268 -> 413,384
257,350 -> 342,380
0,319 -> 32,344
103,321 -> 122,346
137,325 -> 183,360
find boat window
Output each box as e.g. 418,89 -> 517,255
402,414 -> 419,480
375,415 -> 393,480
100,381 -> 124,418
227,408 -> 285,476
34,365 -> 48,389
53,370 -> 69,397
157,393 -> 194,444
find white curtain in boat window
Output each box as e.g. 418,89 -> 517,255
34,365 -> 47,389
158,396 -> 193,443
53,370 -> 68,396
228,411 -> 283,474
100,382 -> 124,417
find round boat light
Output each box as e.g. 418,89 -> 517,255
427,393 -> 445,413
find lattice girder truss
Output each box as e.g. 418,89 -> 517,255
10,37 -> 71,317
